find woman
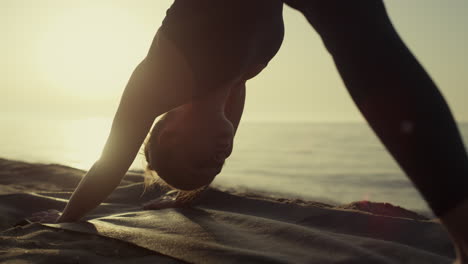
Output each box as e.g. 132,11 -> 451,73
33,0 -> 468,262
30,0 -> 284,222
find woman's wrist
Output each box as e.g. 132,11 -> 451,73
55,212 -> 74,223
55,205 -> 82,223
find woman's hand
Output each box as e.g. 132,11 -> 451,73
28,209 -> 62,223
143,196 -> 183,210
143,189 -> 205,210
143,190 -> 185,210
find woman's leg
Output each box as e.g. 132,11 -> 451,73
286,0 -> 468,218
285,0 -> 468,260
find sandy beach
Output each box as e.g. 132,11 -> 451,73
0,158 -> 456,263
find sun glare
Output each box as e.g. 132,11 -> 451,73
59,117 -> 111,169
34,4 -> 149,98
58,117 -> 146,170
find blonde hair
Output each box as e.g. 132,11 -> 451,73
143,112 -> 207,201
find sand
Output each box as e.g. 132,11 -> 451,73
0,158 -> 456,263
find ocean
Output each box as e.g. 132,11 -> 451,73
1,116 -> 467,216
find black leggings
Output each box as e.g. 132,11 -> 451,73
284,0 -> 468,217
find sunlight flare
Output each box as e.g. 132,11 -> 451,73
34,4 -> 147,98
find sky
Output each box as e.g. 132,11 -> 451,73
1,0 -> 468,123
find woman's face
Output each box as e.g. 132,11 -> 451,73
159,104 -> 235,181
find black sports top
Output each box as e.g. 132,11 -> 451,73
160,0 -> 284,95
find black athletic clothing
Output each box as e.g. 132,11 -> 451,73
283,0 -> 468,217
160,0 -> 284,96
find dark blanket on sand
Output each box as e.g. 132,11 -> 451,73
0,159 -> 456,263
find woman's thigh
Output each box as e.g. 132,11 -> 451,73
282,0 -> 387,36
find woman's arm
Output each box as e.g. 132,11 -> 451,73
57,61 -> 163,222
224,82 -> 246,135
57,32 -> 196,222
223,63 -> 265,134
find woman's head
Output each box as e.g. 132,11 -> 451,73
145,102 -> 234,191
